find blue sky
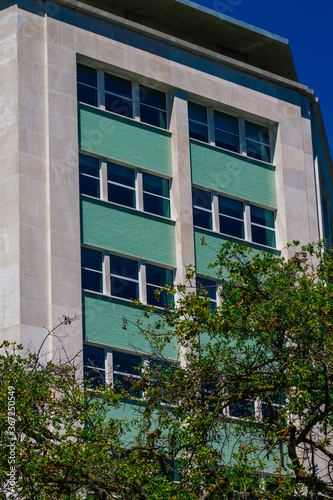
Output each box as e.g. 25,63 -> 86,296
191,0 -> 333,157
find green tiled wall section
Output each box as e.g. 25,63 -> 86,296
81,197 -> 176,266
79,104 -> 172,176
83,292 -> 179,359
194,228 -> 280,275
190,141 -> 277,208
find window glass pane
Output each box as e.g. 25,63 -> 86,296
189,121 -> 208,142
110,255 -> 138,280
246,140 -> 270,162
215,130 -> 239,153
229,400 -> 254,418
105,73 -> 132,100
108,184 -> 135,208
80,175 -> 99,198
79,154 -> 99,178
214,111 -> 238,135
83,345 -> 104,369
192,188 -> 211,210
82,269 -> 102,292
113,351 -> 141,376
146,265 -> 172,287
245,122 -> 270,144
251,226 -> 276,248
143,174 -> 169,197
79,155 -> 99,198
140,105 -> 166,128
220,215 -> 244,239
84,366 -> 105,389
143,193 -> 170,217
261,403 -> 279,422
105,94 -> 133,118
139,86 -> 166,110
111,277 -> 138,300
77,64 -> 97,88
250,206 -> 275,228
77,85 -> 97,107
81,248 -> 102,293
81,248 -> 102,272
193,209 -> 212,229
108,163 -> 135,187
188,102 -> 207,124
146,265 -> 172,307
147,285 -> 171,307
219,197 -> 243,219
196,278 -> 217,302
77,64 -> 97,106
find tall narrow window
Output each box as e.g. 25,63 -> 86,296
146,265 -> 173,307
107,163 -> 136,208
214,111 -> 239,153
79,154 -> 100,198
81,248 -> 103,293
77,64 -> 97,107
83,345 -> 105,389
139,85 -> 167,129
188,102 -> 208,143
245,122 -> 271,162
105,73 -> 133,118
192,188 -> 212,230
219,196 -> 244,239
110,255 -> 139,300
250,206 -> 275,247
196,277 -> 218,310
143,174 -> 170,218
113,351 -> 142,397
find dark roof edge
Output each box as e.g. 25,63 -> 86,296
176,0 -> 290,45
54,0 -> 311,97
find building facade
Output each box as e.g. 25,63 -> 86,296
1,0 -> 332,393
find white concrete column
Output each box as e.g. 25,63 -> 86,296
100,158 -> 108,201
212,192 -> 219,232
244,202 -> 252,241
136,170 -> 144,211
167,90 -> 195,287
103,252 -> 111,296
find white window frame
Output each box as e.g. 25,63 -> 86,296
79,153 -> 172,219
81,247 -> 174,307
192,188 -> 276,249
77,64 -> 168,130
188,101 -> 273,164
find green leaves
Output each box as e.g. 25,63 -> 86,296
2,242 -> 333,499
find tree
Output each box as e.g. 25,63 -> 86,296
1,241 -> 333,499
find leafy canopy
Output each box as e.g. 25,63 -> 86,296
1,241 -> 333,499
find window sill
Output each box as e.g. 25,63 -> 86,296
189,137 -> 275,168
193,225 -> 279,252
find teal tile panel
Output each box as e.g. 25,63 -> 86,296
81,197 -> 176,267
79,104 -> 172,176
190,141 -> 277,208
194,227 -> 280,275
83,292 -> 179,360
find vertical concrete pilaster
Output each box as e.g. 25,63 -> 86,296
168,90 -> 195,286
0,6 -> 20,343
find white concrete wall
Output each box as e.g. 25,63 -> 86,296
0,6 -> 20,344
